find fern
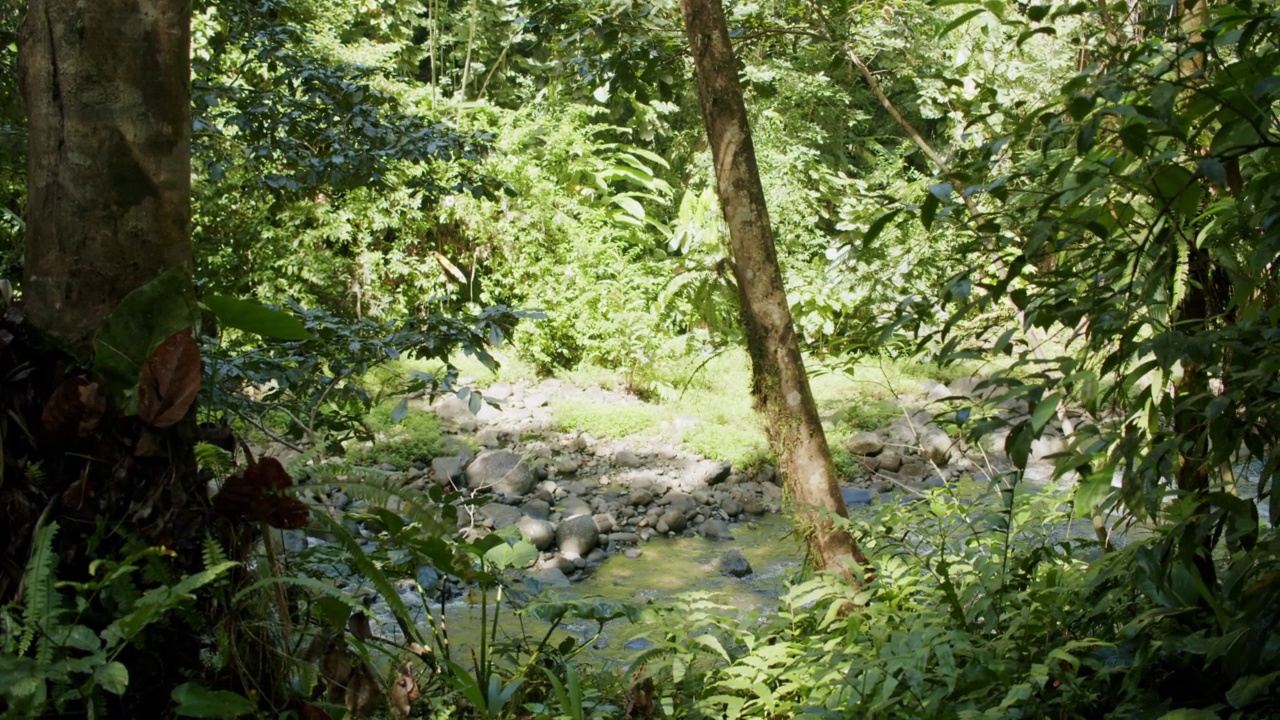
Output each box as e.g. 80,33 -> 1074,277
18,520 -> 60,660
311,512 -> 427,647
202,534 -> 231,570
194,441 -> 235,476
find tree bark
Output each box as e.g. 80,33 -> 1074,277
678,0 -> 868,582
20,0 -> 192,352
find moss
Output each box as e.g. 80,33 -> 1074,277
551,399 -> 665,438
347,402 -> 446,468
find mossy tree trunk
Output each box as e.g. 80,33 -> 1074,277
677,0 -> 869,583
9,2 -> 232,713
20,0 -> 192,352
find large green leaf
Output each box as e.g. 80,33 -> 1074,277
204,295 -> 309,340
93,267 -> 198,412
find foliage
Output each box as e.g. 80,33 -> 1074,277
346,402 -> 448,468
203,298 -> 530,451
551,398 -> 665,439
0,521 -> 237,718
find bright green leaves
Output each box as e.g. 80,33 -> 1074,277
203,294 -> 309,340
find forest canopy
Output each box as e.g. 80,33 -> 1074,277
1,0 -> 1278,717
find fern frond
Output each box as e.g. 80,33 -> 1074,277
202,534 -> 231,570
195,442 -> 235,476
232,575 -> 366,617
310,512 -> 427,647
19,520 -> 60,660
304,477 -> 455,537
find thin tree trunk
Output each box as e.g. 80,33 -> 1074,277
678,0 -> 868,583
21,0 -> 192,352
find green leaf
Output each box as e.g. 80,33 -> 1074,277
171,682 -> 256,718
204,295 -> 309,340
95,661 -> 129,695
861,209 -> 903,248
1006,422 -> 1032,470
93,267 -> 199,412
1030,393 -> 1061,434
938,8 -> 986,37
921,192 -> 940,230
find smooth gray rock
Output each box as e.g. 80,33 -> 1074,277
477,428 -> 503,448
663,492 -> 698,517
434,395 -> 477,432
478,502 -> 522,529
521,498 -> 551,520
876,450 -> 903,472
556,515 -> 599,559
530,567 -> 571,586
720,497 -> 742,517
465,450 -> 536,499
846,432 -> 885,456
699,519 -> 734,540
691,459 -> 732,486
432,453 -> 468,481
614,450 -> 642,468
659,510 -> 687,533
559,496 -> 592,519
593,512 -> 618,533
517,516 -> 557,550
627,489 -> 653,507
919,427 -> 954,466
713,549 -> 752,578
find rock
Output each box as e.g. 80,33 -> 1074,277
876,450 -> 903,472
614,450 -> 642,468
662,492 -> 698,517
476,428 -> 503,448
659,510 -> 687,533
921,476 -> 946,490
610,532 -> 640,544
430,453 -> 465,481
919,427 -> 954,466
846,432 -> 885,456
713,549 -> 752,578
593,513 -> 618,533
474,400 -> 503,425
465,450 -> 536,499
842,487 -> 876,506
626,489 -> 653,507
624,548 -> 643,559
920,379 -> 952,402
433,394 -> 477,432
554,457 -> 581,475
898,456 -> 931,480
691,460 -> 732,486
720,497 -> 742,517
1031,435 -> 1066,463
485,382 -> 514,402
699,519 -> 734,540
521,498 -> 551,520
530,567 -> 571,586
560,496 -> 592,519
741,498 -> 766,515
625,637 -> 653,651
516,516 -> 557,550
556,515 -> 599,559
478,503 -> 522,529
756,464 -> 778,485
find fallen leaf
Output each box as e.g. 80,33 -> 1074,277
137,328 -> 201,428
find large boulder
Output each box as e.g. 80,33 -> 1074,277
712,549 -> 752,578
919,426 -> 954,466
465,450 -> 536,499
662,492 -> 698,517
431,456 -> 465,486
516,516 -> 557,550
842,487 -> 876,506
478,502 -> 522,529
699,519 -> 734,540
690,459 -> 732,487
846,432 -> 885,456
556,515 -> 600,559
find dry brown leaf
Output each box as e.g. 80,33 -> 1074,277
137,327 -> 201,428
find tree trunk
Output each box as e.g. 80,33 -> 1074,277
20,0 -> 191,352
677,0 -> 868,582
10,2 -> 233,714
